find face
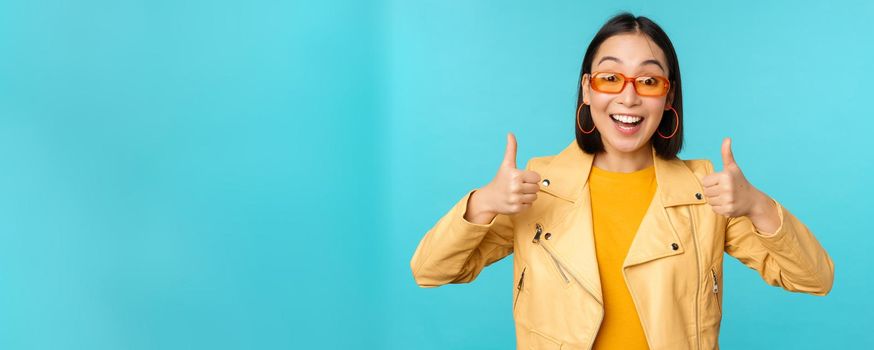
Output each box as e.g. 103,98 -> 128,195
582,33 -> 675,155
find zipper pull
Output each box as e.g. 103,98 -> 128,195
532,223 -> 543,243
517,270 -> 525,290
711,269 -> 719,294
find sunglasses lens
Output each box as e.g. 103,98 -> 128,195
591,72 -> 625,93
634,76 -> 669,96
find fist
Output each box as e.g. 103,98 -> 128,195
699,137 -> 761,218
480,132 -> 542,215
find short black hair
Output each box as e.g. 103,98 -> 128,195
575,12 -> 683,159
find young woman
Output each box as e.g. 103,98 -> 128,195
410,13 -> 834,350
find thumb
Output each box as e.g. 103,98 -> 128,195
502,132 -> 517,169
721,137 -> 736,168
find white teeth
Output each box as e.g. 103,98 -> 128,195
611,114 -> 643,123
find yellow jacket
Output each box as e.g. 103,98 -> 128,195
410,140 -> 834,350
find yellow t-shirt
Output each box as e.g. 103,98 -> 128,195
589,164 -> 657,350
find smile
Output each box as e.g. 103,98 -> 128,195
610,114 -> 644,126
609,114 -> 644,135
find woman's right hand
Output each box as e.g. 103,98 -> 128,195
464,132 -> 542,224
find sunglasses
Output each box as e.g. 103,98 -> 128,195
589,71 -> 671,97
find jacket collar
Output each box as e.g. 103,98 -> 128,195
538,140 -> 706,207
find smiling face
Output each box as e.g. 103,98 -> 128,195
582,33 -> 675,155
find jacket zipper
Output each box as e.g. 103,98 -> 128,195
533,223 -> 569,283
687,206 -> 702,350
514,267 -> 526,312
711,268 -> 721,313
533,223 -> 605,348
711,269 -> 719,294
548,253 -> 570,283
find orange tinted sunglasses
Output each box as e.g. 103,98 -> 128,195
589,71 -> 671,97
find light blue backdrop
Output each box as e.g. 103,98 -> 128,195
1,0 -> 871,349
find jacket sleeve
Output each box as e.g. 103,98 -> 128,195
712,162 -> 835,296
409,163 -> 525,287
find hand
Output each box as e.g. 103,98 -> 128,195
699,137 -> 765,219
476,132 -> 542,216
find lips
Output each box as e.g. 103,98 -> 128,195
608,113 -> 645,136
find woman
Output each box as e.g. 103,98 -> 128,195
409,12 -> 833,350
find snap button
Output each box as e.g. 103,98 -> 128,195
695,192 -> 703,200
671,243 -> 679,251
544,232 -> 552,240
541,179 -> 550,187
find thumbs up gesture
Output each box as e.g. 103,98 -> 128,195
699,137 -> 765,219
468,133 -> 543,221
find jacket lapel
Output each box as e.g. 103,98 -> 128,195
534,141 -> 601,303
622,146 -> 707,268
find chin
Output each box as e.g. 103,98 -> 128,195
607,140 -> 645,153
603,131 -> 652,153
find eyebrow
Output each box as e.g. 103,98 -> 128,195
597,56 -> 665,73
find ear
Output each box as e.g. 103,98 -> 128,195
664,86 -> 675,109
581,74 -> 591,105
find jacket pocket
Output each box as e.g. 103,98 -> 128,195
528,329 -> 562,350
513,266 -> 527,313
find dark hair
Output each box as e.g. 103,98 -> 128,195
575,12 -> 683,159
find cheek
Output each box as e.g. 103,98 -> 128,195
589,92 -> 612,107
643,100 -> 668,126
588,95 -> 613,119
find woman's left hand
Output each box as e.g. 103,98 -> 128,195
700,138 -> 781,233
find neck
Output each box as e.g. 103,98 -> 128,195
593,143 -> 654,173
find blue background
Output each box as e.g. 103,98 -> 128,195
1,0 -> 871,349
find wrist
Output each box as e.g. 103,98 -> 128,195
470,187 -> 497,217
746,189 -> 773,219
464,187 -> 498,224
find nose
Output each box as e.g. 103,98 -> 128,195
617,79 -> 642,107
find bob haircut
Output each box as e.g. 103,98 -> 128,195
575,12 -> 683,159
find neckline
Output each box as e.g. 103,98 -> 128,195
590,164 -> 655,180
591,164 -> 654,174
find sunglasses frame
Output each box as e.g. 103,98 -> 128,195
588,71 -> 671,97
